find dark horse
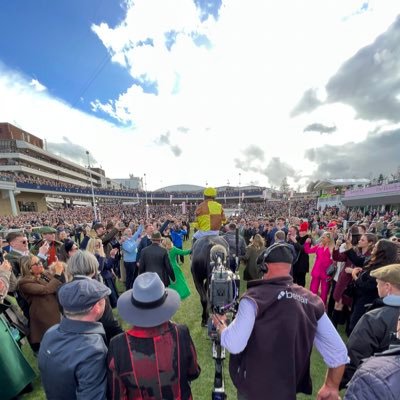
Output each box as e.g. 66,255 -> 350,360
190,235 -> 229,326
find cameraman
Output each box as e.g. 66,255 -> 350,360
212,243 -> 348,400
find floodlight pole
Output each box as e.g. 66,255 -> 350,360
86,151 -> 97,221
144,173 -> 149,220
238,173 -> 242,211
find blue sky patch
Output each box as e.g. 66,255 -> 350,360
0,0 -> 133,120
165,30 -> 179,51
194,0 -> 223,21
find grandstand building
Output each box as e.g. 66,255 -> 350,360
314,178 -> 400,212
0,122 -> 137,215
3,122 -> 397,217
342,181 -> 400,211
113,174 -> 143,190
0,123 -> 271,216
314,179 -> 370,209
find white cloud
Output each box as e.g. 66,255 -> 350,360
29,78 -> 47,92
1,0 -> 400,189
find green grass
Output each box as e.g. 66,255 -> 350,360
21,249 -> 345,399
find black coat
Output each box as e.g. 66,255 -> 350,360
341,300 -> 400,388
290,235 -> 310,274
136,236 -> 152,262
138,243 -> 175,286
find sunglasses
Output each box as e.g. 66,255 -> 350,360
391,238 -> 400,243
31,261 -> 43,267
20,240 -> 28,244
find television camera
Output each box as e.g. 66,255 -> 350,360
208,244 -> 240,400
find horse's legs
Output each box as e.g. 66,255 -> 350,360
201,280 -> 210,326
192,272 -> 209,326
201,302 -> 208,327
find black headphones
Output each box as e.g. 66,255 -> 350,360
259,242 -> 294,272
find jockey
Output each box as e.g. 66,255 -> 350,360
193,187 -> 226,241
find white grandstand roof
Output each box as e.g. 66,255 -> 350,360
157,184 -> 266,192
157,184 -> 204,192
314,178 -> 370,190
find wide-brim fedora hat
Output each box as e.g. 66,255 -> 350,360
117,272 -> 180,327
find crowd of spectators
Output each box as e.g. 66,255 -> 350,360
0,195 -> 397,236
1,193 -> 400,398
1,171 -> 268,199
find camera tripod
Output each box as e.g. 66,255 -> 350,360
211,338 -> 227,400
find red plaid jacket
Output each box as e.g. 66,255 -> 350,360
107,322 -> 200,400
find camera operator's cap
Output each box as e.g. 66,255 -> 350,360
204,187 -> 217,197
117,272 -> 180,327
263,242 -> 294,264
40,226 -> 57,234
59,279 -> 111,313
371,264 -> 400,287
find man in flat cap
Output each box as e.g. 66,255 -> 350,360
212,242 -> 348,400
341,263 -> 400,389
344,317 -> 400,400
193,187 -> 226,242
38,279 -> 111,400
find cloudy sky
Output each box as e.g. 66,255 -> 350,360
1,0 -> 399,190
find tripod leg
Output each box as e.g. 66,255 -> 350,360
212,342 -> 227,399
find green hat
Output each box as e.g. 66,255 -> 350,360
371,264 -> 400,285
40,226 -> 57,234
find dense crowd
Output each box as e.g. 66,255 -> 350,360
0,171 -> 267,199
1,192 -> 400,399
0,196 -> 362,232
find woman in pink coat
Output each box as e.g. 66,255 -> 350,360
304,231 -> 334,305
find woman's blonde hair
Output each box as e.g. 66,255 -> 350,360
161,237 -> 173,250
86,238 -> 105,257
19,254 -> 36,277
321,231 -> 335,252
251,234 -> 265,251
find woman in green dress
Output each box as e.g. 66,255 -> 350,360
161,238 -> 191,300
